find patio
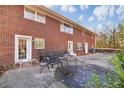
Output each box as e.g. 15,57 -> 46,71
0,53 -> 113,88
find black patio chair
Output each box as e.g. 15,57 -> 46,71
39,56 -> 50,73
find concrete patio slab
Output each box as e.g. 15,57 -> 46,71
0,53 -> 113,88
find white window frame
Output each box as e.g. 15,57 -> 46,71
24,7 -> 46,24
77,42 -> 82,50
70,27 -> 73,34
36,13 -> 46,24
15,35 -> 32,63
84,43 -> 88,54
34,38 -> 45,49
68,41 -> 73,51
24,8 -> 35,21
60,23 -> 64,32
60,23 -> 73,34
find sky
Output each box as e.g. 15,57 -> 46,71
44,5 -> 124,33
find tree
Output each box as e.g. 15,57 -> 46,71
95,23 -> 124,49
117,23 -> 124,48
104,24 -> 117,48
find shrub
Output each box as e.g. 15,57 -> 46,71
103,72 -> 121,88
86,71 -> 101,88
86,49 -> 124,88
111,53 -> 124,87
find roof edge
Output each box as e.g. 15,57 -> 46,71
28,5 -> 96,35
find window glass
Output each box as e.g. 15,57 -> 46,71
37,13 -> 46,24
24,8 -> 35,21
77,42 -> 82,50
24,7 -> 46,24
68,41 -> 73,51
18,39 -> 27,59
60,24 -> 64,32
60,23 -> 73,34
35,38 -> 45,49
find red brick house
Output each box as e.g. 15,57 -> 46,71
0,5 -> 95,69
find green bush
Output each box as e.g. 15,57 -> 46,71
86,72 -> 100,88
111,52 -> 124,87
118,49 -> 124,61
86,50 -> 124,88
103,72 -> 122,87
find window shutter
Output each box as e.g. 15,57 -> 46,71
60,23 -> 64,32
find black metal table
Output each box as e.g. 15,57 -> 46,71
59,56 -> 78,74
40,60 -> 63,73
40,55 -> 77,73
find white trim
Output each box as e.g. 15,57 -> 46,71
34,38 -> 45,49
68,41 -> 73,51
84,43 -> 88,54
60,23 -> 73,35
35,11 -> 37,21
15,34 -> 32,63
77,42 -> 82,50
24,7 -> 46,24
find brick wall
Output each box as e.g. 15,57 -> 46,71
0,5 -> 95,69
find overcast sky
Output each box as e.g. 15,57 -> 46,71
44,5 -> 124,33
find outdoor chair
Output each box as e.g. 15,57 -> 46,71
39,56 -> 50,73
67,51 -> 77,61
39,54 -> 63,73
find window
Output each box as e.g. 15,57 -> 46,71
60,24 -> 64,32
60,23 -> 73,34
37,13 -> 46,24
15,35 -> 32,63
70,27 -> 73,34
77,42 -> 82,50
24,7 -> 46,24
18,39 -> 27,59
68,41 -> 73,51
24,8 -> 35,21
64,24 -> 70,33
34,38 -> 45,49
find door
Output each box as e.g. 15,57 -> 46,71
84,43 -> 88,54
68,41 -> 73,51
15,35 -> 32,63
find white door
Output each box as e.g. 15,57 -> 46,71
68,41 -> 73,51
15,35 -> 32,63
84,43 -> 88,54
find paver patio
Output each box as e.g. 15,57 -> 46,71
0,53 -> 113,88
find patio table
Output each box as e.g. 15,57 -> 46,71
58,55 -> 78,74
40,57 -> 63,73
49,61 -> 63,68
58,56 -> 69,64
